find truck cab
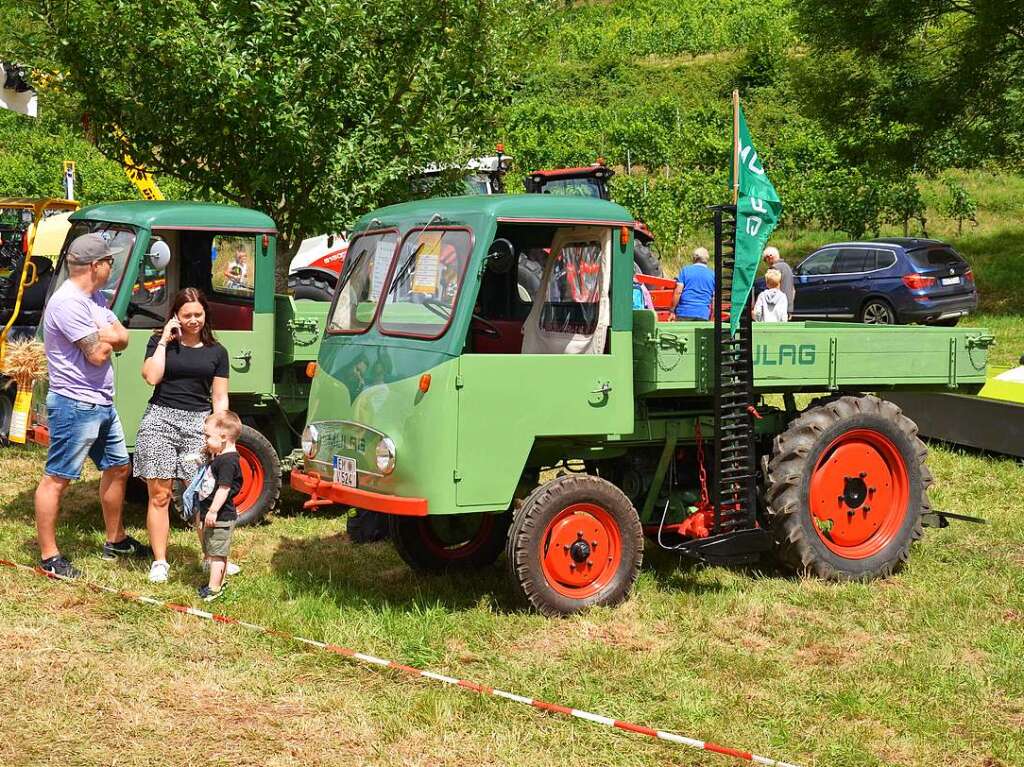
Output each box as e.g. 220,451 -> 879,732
293,194 -> 638,520
32,201 -> 326,523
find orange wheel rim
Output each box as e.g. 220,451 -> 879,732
540,503 -> 622,599
233,444 -> 264,513
808,429 -> 910,559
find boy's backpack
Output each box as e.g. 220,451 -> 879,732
180,464 -> 209,523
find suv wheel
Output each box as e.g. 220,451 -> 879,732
860,300 -> 897,325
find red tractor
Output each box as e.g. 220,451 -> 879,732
524,159 -> 663,277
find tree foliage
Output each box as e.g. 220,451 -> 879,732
11,0 -> 544,254
791,0 -> 1024,169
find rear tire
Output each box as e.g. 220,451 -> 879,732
233,425 -> 281,526
506,474 -> 643,616
765,395 -> 930,581
288,272 -> 336,302
859,299 -> 897,325
517,257 -> 543,302
390,512 -> 511,573
633,240 -> 663,277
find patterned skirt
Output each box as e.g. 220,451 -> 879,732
132,404 -> 209,482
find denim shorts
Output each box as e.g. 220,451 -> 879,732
45,391 -> 130,480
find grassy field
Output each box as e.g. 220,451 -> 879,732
1,434 -> 1022,767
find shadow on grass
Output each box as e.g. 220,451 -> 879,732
4,483 -> 195,565
268,529 -> 522,614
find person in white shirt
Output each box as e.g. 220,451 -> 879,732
754,268 -> 788,322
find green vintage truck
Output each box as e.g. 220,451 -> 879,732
31,201 -> 327,524
290,194 -> 992,615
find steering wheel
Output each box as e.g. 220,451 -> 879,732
470,314 -> 501,339
126,303 -> 165,323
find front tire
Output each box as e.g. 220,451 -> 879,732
765,395 -> 930,580
233,425 -> 281,526
390,512 -> 510,573
506,474 -> 643,616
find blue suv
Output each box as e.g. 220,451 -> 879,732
791,238 -> 978,325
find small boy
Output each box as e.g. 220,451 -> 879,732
754,268 -> 789,322
195,410 -> 243,601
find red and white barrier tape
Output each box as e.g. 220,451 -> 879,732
0,557 -> 802,767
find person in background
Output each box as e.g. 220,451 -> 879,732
762,246 -> 795,312
223,248 -> 250,292
754,268 -> 788,322
34,233 -> 151,578
672,247 -> 715,321
135,288 -> 231,584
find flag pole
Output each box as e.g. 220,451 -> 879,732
732,89 -> 740,205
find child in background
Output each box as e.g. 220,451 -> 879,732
223,249 -> 250,292
195,411 -> 243,601
754,268 -> 788,322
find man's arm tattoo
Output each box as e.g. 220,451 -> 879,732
74,332 -> 101,357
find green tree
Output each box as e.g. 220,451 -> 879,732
942,177 -> 978,236
8,0 -> 544,256
791,0 -> 1024,168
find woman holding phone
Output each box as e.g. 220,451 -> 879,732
134,288 -> 230,583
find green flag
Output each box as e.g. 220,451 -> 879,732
729,101 -> 782,336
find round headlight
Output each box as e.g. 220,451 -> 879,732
301,424 -> 319,458
375,437 -> 396,474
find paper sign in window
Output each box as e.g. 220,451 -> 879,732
370,240 -> 394,300
411,231 -> 442,295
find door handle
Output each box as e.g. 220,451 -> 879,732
233,351 -> 252,364
590,382 -> 612,394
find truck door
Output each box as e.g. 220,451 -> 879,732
114,230 -> 273,446
455,225 -> 634,509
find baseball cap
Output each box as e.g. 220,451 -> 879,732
67,233 -> 123,265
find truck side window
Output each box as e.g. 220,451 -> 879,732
211,235 -> 256,299
125,231 -> 177,329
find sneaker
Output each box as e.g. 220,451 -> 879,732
197,585 -> 224,602
102,535 -> 153,561
202,559 -> 241,576
39,555 -> 82,579
148,560 -> 170,583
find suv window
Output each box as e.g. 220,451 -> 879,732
874,249 -> 896,269
798,248 -> 839,276
906,246 -> 966,269
832,248 -> 876,274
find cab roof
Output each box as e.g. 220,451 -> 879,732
354,194 -> 634,229
69,201 -> 277,232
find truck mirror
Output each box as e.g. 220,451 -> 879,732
147,239 -> 171,270
486,237 -> 515,274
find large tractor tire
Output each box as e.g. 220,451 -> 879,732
633,239 -> 664,277
390,512 -> 511,573
233,425 -> 281,526
288,272 -> 336,302
0,387 -> 13,447
506,474 -> 643,616
765,395 -> 931,581
517,257 -> 543,302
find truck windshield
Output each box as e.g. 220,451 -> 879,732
45,221 -> 137,307
327,229 -> 400,334
539,177 -> 604,198
378,228 -> 472,339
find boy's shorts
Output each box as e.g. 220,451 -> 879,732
45,392 -> 130,480
202,523 -> 235,558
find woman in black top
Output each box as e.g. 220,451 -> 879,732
134,287 -> 229,583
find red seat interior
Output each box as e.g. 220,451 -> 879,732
472,318 -> 524,354
207,301 -> 254,331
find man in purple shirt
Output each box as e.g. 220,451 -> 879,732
35,233 -> 150,578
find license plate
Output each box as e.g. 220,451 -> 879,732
332,455 -> 357,488
941,276 -> 960,286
